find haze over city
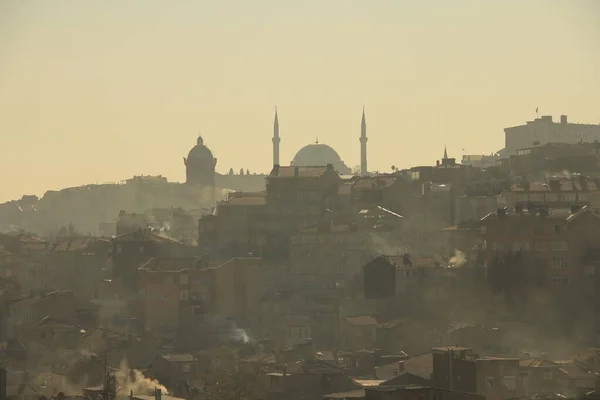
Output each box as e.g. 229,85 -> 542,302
1,0 -> 599,201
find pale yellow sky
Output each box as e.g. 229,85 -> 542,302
1,0 -> 599,202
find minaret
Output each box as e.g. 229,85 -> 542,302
443,145 -> 448,160
272,108 -> 280,165
360,107 -> 368,175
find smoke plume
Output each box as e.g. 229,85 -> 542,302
448,249 -> 467,268
115,360 -> 169,396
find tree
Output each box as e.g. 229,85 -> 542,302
228,168 -> 234,176
239,168 -> 244,175
246,169 -> 250,175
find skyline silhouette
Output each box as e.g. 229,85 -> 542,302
1,0 -> 599,201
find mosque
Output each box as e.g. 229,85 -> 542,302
183,109 -> 369,190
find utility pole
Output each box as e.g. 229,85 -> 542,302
449,348 -> 454,391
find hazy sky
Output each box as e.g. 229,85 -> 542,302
1,0 -> 599,202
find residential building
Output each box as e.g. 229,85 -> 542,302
432,347 -> 525,400
198,191 -> 266,257
480,205 -> 600,304
503,114 -> 600,157
340,316 -> 378,350
137,256 -> 265,334
263,164 -> 342,260
111,230 -> 197,289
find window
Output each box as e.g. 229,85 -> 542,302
356,329 -> 364,338
562,193 -> 576,202
521,374 -> 530,391
503,376 -> 516,391
116,244 -> 122,254
551,241 -> 568,251
545,193 -> 559,202
552,257 -> 566,268
139,289 -> 146,300
552,276 -> 569,285
139,246 -> 144,253
182,364 -> 191,373
484,376 -> 495,389
513,242 -> 530,251
579,193 -> 589,201
553,225 -> 563,234
433,393 -> 444,400
164,276 -> 174,284
533,226 -> 545,235
529,193 -> 543,202
179,274 -> 189,285
180,290 -> 189,300
515,193 -> 527,202
491,242 -> 505,251
543,370 -> 553,380
535,242 -> 548,252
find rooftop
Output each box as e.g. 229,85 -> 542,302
139,257 -> 210,272
344,316 -> 378,327
481,206 -> 596,222
161,353 -> 195,363
269,164 -> 335,179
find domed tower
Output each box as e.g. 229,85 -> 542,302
183,135 -> 217,188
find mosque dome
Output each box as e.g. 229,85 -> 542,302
292,143 -> 342,166
291,142 -> 351,174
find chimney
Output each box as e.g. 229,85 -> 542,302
397,360 -> 405,375
548,179 -> 561,192
560,115 -> 568,124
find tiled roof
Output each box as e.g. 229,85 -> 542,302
269,165 -> 330,178
352,177 -> 397,190
404,353 -> 434,379
345,316 -> 378,326
240,353 -> 276,364
219,195 -> 266,207
323,389 -> 365,399
353,379 -> 385,387
161,353 -> 195,363
377,353 -> 434,379
139,257 -> 210,272
377,318 -> 412,329
53,237 -> 109,251
481,207 -> 596,222
519,358 -> 559,368
510,178 -> 599,192
112,230 -> 185,244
